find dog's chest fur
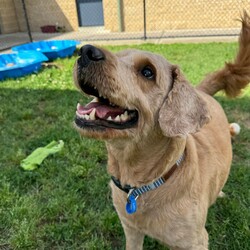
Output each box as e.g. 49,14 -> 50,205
111,181 -> 206,247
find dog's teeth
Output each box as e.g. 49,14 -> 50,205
77,103 -> 81,109
89,108 -> 96,120
107,116 -> 112,121
99,93 -> 107,99
115,115 -> 121,122
121,112 -> 129,122
76,111 -> 85,119
90,97 -> 98,103
85,114 -> 90,120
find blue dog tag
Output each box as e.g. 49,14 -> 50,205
126,195 -> 137,214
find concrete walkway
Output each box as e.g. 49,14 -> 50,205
0,27 -> 240,52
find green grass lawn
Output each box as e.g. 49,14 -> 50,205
0,43 -> 249,250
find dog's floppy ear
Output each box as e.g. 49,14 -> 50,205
159,66 -> 210,137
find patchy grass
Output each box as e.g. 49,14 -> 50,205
0,43 -> 249,250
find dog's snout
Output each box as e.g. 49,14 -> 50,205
78,44 -> 105,67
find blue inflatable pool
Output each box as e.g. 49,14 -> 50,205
12,40 -> 80,60
0,51 -> 48,80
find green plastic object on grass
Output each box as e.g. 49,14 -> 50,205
21,140 -> 64,170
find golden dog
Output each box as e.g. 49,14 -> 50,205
73,13 -> 250,250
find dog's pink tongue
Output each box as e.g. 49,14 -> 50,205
77,102 -> 125,119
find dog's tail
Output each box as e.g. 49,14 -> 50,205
197,11 -> 250,97
229,123 -> 241,137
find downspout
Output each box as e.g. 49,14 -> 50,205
143,0 -> 147,40
117,0 -> 124,32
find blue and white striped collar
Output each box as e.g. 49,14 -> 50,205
111,152 -> 185,214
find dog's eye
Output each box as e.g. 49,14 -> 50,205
141,66 -> 154,79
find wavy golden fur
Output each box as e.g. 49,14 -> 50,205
197,10 -> 250,97
73,12 -> 250,250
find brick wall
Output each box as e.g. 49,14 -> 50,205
103,0 -> 119,32
123,0 -> 144,32
13,0 -> 78,32
1,0 -> 248,35
0,0 -> 19,34
103,0 -> 249,32
145,0 -> 247,31
103,0 -> 144,32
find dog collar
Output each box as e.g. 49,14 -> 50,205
111,152 -> 185,214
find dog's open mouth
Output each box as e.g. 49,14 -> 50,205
75,83 -> 138,130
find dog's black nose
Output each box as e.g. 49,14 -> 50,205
78,45 -> 105,67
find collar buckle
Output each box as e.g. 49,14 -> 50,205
127,188 -> 139,201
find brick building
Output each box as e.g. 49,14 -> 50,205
0,0 -> 247,35
0,0 -> 78,34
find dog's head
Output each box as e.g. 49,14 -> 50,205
73,45 -> 210,140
